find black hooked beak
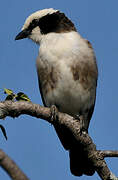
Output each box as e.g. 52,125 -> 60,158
15,29 -> 31,40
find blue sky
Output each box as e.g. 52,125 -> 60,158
0,0 -> 118,179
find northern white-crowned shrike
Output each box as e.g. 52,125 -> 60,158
15,8 -> 98,176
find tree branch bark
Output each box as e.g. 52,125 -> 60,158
100,151 -> 118,158
0,149 -> 29,180
0,100 -> 117,180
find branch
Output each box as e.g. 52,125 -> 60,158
101,150 -> 118,158
0,149 -> 29,180
0,100 -> 117,180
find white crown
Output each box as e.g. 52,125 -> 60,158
22,8 -> 58,30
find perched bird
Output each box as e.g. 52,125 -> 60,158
15,8 -> 98,176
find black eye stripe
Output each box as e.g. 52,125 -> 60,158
28,19 -> 39,31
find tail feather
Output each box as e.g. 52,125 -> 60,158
69,146 -> 95,176
54,123 -> 95,176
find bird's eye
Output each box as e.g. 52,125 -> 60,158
32,19 -> 39,26
28,19 -> 39,30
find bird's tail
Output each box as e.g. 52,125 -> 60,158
69,145 -> 95,176
54,123 -> 95,176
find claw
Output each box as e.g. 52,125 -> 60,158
74,115 -> 87,135
50,105 -> 58,124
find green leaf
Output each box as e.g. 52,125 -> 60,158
4,88 -> 14,95
5,94 -> 15,101
0,125 -> 7,140
16,92 -> 31,102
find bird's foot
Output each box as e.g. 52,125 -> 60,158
74,115 -> 87,135
50,105 -> 59,124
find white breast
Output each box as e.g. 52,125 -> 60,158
36,31 -> 96,116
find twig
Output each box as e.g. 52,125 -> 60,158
100,150 -> 118,158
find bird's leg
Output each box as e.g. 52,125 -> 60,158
74,115 -> 87,134
50,105 -> 59,124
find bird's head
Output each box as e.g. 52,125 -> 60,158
15,8 -> 77,44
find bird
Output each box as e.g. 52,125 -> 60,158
15,8 -> 98,177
